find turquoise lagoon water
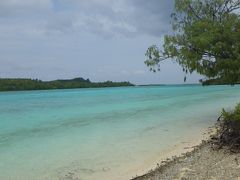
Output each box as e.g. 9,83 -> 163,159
0,85 -> 240,180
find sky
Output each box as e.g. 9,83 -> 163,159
0,0 -> 202,85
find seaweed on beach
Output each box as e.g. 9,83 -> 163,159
211,103 -> 240,153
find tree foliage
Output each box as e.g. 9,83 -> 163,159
145,0 -> 240,84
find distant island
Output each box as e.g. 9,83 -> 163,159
0,78 -> 134,91
201,78 -> 240,86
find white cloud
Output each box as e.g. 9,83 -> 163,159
0,0 -> 52,17
0,0 -> 174,38
0,0 -> 51,6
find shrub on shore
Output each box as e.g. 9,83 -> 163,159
222,103 -> 240,122
212,103 -> 240,152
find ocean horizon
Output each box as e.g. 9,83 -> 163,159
0,85 -> 240,180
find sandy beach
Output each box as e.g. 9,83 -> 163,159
132,126 -> 240,180
125,127 -> 212,180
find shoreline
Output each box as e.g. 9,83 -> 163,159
127,126 -> 216,180
131,141 -> 211,180
131,124 -> 240,180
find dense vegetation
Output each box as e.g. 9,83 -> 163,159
0,78 -> 134,91
145,0 -> 240,85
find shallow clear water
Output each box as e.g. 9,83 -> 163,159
0,85 -> 240,180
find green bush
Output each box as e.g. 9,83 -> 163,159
222,103 -> 240,122
213,103 -> 240,152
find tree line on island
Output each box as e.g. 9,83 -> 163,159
0,77 -> 134,91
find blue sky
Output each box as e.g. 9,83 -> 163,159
0,0 -> 201,84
